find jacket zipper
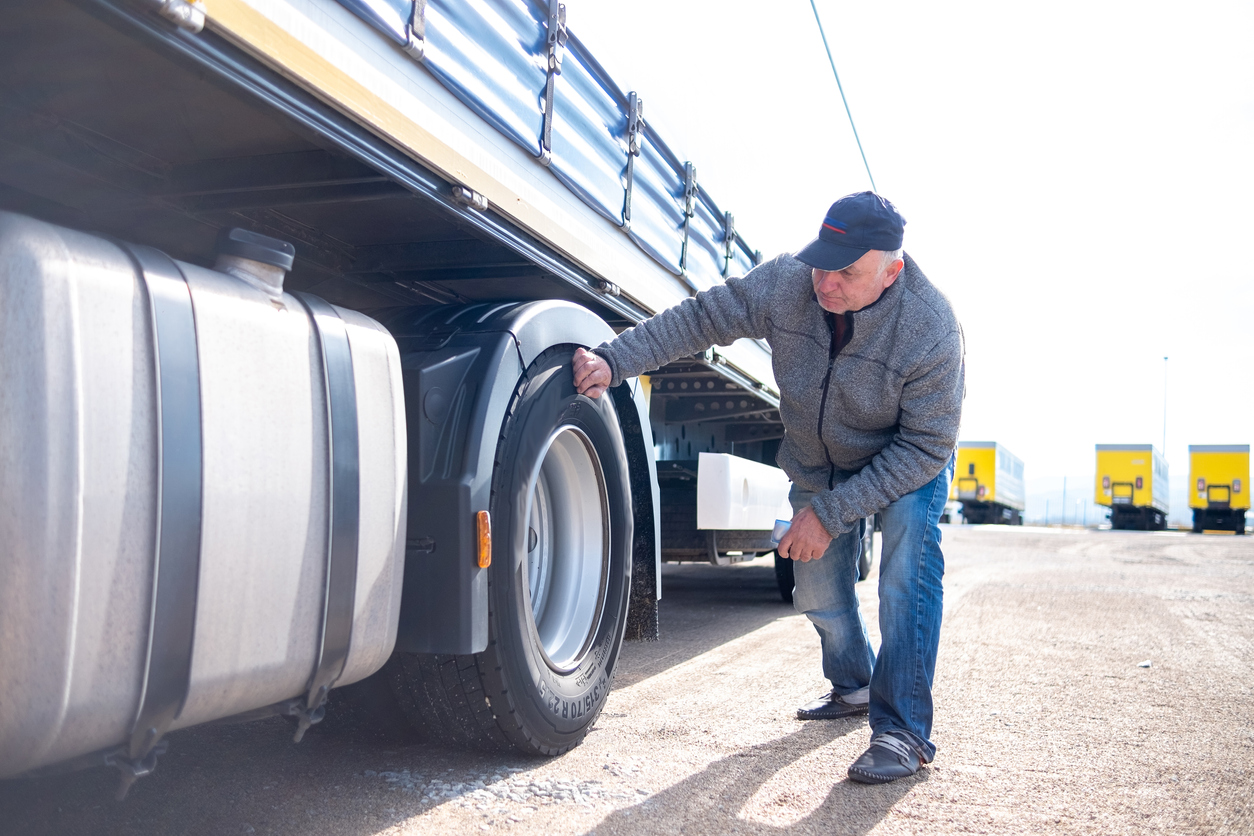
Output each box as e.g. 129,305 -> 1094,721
815,312 -> 848,491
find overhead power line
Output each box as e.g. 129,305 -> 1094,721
807,0 -> 877,193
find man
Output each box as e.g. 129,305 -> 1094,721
573,191 -> 963,783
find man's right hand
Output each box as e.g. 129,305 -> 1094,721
777,506 -> 834,562
573,347 -> 611,399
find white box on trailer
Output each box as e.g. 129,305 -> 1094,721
696,452 -> 791,531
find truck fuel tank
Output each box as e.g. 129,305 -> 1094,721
0,212 -> 407,780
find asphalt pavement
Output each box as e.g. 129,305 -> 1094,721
2,526 -> 1251,835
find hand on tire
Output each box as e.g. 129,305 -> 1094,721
573,347 -> 611,399
777,506 -> 834,562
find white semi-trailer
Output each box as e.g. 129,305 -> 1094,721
0,0 -> 792,794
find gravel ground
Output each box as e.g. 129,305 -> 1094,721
2,526 -> 1251,835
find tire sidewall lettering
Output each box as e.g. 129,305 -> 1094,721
541,671 -> 608,720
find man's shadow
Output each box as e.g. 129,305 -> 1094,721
585,720 -> 923,835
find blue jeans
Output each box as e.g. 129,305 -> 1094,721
789,459 -> 953,762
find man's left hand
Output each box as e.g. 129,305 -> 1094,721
777,506 -> 834,562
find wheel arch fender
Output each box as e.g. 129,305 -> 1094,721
606,370 -> 661,641
384,300 -> 659,654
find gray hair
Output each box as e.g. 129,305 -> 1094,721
879,248 -> 904,272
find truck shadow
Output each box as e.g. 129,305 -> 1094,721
581,722 -> 921,836
615,559 -> 799,689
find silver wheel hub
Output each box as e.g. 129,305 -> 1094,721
523,426 -> 609,671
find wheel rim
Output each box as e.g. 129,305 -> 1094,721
523,425 -> 609,671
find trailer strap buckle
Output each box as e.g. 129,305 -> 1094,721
405,0 -> 427,60
539,0 -> 568,165
622,92 -> 644,231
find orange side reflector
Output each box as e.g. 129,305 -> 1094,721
476,510 -> 492,569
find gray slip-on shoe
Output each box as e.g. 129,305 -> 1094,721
796,689 -> 869,720
847,733 -> 923,784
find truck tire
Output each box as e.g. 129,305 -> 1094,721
385,347 -> 633,756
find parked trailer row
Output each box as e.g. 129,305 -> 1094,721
1094,443 -> 1250,533
949,442 -> 1249,533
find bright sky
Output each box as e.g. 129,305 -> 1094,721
572,0 -> 1254,522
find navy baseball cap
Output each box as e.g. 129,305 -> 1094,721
794,192 -> 905,271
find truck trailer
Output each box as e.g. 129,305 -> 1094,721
1188,444 -> 1249,534
1095,444 -> 1169,530
0,0 -> 795,793
950,441 -> 1025,525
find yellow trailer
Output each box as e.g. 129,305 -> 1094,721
1095,444 -> 1168,530
1188,445 -> 1249,534
950,442 -> 1025,524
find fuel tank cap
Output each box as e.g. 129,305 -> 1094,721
214,227 -> 296,271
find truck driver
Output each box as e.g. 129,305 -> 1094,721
572,191 -> 964,784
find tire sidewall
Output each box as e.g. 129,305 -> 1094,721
488,350 -> 633,746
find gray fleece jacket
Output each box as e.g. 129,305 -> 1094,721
595,252 -> 964,537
